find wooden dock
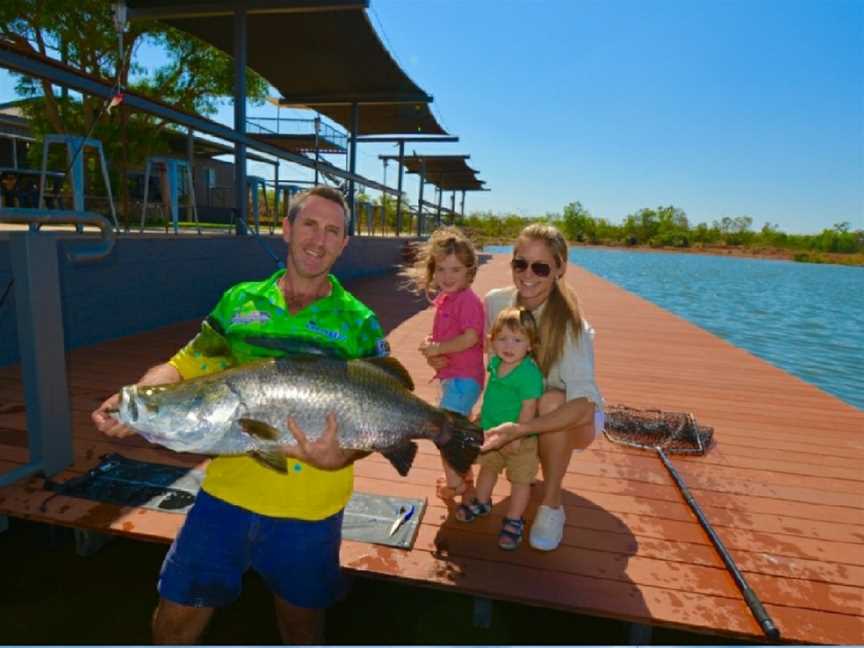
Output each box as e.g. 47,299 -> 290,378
0,253 -> 861,644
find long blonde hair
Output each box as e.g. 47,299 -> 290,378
515,223 -> 583,375
400,226 -> 478,298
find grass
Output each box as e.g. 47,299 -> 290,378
1,517 -> 753,645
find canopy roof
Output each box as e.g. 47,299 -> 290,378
383,154 -> 486,191
128,1 -> 448,135
249,133 -> 346,155
165,131 -> 272,163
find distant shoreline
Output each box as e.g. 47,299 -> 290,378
481,240 -> 864,267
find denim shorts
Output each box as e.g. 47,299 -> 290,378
158,490 -> 345,609
439,377 -> 482,416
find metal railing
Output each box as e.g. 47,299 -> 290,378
246,116 -> 348,151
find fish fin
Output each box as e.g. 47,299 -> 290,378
249,448 -> 288,473
246,337 -> 347,359
434,411 -> 484,475
238,418 -> 281,441
381,441 -> 419,477
360,356 -> 415,391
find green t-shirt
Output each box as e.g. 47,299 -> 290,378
169,269 -> 387,520
479,355 -> 545,430
171,269 -> 387,377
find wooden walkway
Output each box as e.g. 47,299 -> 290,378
0,253 -> 861,643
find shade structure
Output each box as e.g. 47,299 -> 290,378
165,131 -> 272,163
383,154 -> 486,191
249,133 -> 346,155
128,1 -> 448,135
295,103 -> 446,136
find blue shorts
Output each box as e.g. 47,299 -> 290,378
158,490 -> 345,609
439,377 -> 482,416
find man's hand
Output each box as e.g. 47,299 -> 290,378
281,413 -> 362,470
91,363 -> 180,440
91,393 -> 137,439
481,422 -> 522,452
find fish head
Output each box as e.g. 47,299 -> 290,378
117,380 -> 241,449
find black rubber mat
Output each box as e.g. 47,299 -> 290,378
45,453 -> 425,548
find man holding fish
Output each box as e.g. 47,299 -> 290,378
91,186 -> 482,644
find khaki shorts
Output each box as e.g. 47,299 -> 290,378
477,435 -> 539,485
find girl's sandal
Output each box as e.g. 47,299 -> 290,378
436,475 -> 474,501
454,498 -> 492,523
498,517 -> 525,550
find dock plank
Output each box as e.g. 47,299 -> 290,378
1,254 -> 862,644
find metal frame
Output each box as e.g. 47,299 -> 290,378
246,175 -> 273,234
0,208 -> 116,486
0,43 -> 400,198
38,134 -> 119,231
139,156 -> 200,234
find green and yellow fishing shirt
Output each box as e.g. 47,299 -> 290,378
169,269 -> 388,520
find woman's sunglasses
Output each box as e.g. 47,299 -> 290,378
511,258 -> 553,278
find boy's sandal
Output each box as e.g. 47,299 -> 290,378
436,475 -> 474,501
498,517 -> 525,550
454,498 -> 492,523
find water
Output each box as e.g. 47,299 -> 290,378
485,245 -> 863,410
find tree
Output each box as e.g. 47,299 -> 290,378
560,201 -> 596,243
1,0 -> 268,225
713,215 -> 754,245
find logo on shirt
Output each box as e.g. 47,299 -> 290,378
307,320 -> 345,341
231,311 -> 272,325
375,339 -> 390,357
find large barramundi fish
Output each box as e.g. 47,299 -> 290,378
113,354 -> 482,476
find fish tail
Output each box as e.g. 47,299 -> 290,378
433,411 -> 484,475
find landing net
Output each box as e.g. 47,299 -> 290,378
603,405 -> 714,455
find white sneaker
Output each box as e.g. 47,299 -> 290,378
529,505 -> 566,551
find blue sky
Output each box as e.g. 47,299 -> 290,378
1,0 -> 861,233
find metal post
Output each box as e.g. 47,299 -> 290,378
68,139 -> 85,213
274,160 -> 280,226
233,8 -> 248,235
348,102 -> 359,235
37,139 -> 49,214
461,190 -> 466,219
396,140 -> 404,236
436,186 -> 443,228
184,161 -> 201,234
186,128 -> 195,230
417,159 -> 425,237
0,232 -> 74,486
314,116 -> 320,185
139,158 -> 151,232
168,159 -> 179,234
451,191 -> 456,224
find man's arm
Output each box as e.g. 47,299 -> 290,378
91,363 -> 182,438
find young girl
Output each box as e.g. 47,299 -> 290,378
402,227 -> 485,500
456,306 -> 544,550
